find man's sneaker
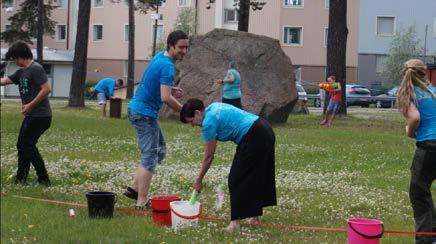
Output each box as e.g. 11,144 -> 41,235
134,200 -> 151,210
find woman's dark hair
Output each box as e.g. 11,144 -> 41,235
180,98 -> 205,123
167,30 -> 188,50
5,41 -> 33,60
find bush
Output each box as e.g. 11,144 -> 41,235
85,80 -> 98,100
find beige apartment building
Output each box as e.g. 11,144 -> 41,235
1,0 -> 359,84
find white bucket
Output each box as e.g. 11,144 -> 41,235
169,200 -> 201,228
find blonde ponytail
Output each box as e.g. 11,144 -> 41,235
396,59 -> 430,115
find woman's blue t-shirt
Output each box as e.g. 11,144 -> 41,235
415,85 -> 436,142
223,69 -> 241,99
201,103 -> 259,145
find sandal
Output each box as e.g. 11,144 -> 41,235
123,187 -> 138,200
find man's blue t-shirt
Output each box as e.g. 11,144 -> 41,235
128,51 -> 174,118
223,69 -> 241,99
415,85 -> 436,142
201,103 -> 259,145
95,78 -> 116,97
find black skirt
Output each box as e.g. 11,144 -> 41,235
228,118 -> 277,220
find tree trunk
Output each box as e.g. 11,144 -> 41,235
37,0 -> 44,64
127,0 -> 135,99
326,0 -> 348,115
68,0 -> 91,107
237,0 -> 249,32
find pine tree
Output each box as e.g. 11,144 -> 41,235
0,0 -> 56,44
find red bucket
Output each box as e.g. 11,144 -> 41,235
150,195 -> 181,212
152,211 -> 172,226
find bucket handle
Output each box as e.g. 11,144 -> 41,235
348,222 -> 384,239
170,204 -> 202,220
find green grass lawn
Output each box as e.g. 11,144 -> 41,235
1,100 -> 431,243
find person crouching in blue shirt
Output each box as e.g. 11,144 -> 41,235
94,78 -> 123,117
180,98 -> 277,232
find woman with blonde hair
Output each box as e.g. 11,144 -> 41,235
396,59 -> 436,244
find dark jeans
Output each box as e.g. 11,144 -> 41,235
16,116 -> 52,184
409,140 -> 436,244
222,97 -> 242,110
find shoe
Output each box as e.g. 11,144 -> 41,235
135,199 -> 151,210
38,177 -> 51,186
123,187 -> 138,200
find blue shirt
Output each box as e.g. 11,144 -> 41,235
128,51 -> 174,118
223,69 -> 241,99
95,78 -> 116,97
415,85 -> 436,142
201,103 -> 259,144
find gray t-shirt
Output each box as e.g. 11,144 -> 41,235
8,62 -> 52,117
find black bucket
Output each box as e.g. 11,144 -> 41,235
86,191 -> 117,218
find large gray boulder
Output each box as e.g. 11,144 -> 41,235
161,28 -> 297,123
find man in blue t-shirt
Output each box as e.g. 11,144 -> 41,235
180,98 -> 277,232
216,61 -> 242,109
124,30 -> 189,209
94,77 -> 123,117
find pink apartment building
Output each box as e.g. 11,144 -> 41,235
1,0 -> 358,84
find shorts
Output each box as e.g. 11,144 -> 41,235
128,109 -> 166,172
327,100 -> 341,113
97,93 -> 107,105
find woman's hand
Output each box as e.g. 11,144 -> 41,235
215,79 -> 223,84
193,177 -> 203,193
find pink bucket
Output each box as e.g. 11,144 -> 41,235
347,218 -> 384,244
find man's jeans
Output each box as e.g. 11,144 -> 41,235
16,116 -> 51,183
128,109 -> 166,172
410,140 -> 436,244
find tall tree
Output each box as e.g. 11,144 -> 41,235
205,0 -> 266,32
127,0 -> 135,98
68,0 -> 91,107
381,25 -> 424,86
1,0 -> 57,62
173,7 -> 195,36
37,0 -> 44,64
326,0 -> 348,114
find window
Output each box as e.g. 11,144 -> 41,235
178,0 -> 191,6
93,25 -> 103,41
5,25 -> 12,31
2,0 -> 13,8
94,0 -> 103,7
323,27 -> 328,47
283,26 -> 303,45
224,9 -> 238,23
57,0 -> 67,8
433,18 -> 436,37
284,0 -> 303,7
375,55 -> 387,73
123,60 -> 128,77
124,25 -> 129,42
152,25 -> 164,42
325,0 -> 329,9
376,16 -> 395,36
56,25 -> 66,41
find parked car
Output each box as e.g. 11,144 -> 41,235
296,83 -> 308,102
375,86 -> 398,108
346,84 -> 372,107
